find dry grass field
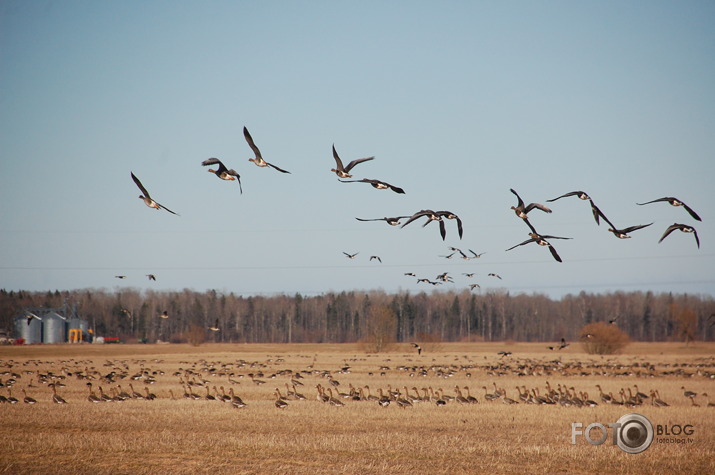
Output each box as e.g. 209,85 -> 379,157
1,342 -> 713,474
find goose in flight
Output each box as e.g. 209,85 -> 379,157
488,273 -> 502,280
343,252 -> 359,259
548,338 -> 569,350
355,216 -> 410,226
637,197 -> 701,221
159,311 -> 169,319
546,191 -> 613,226
208,319 -> 220,332
510,188 -> 552,219
202,158 -> 243,193
606,223 -> 653,239
146,274 -> 156,281
547,190 -> 591,202
659,223 -> 700,248
339,178 -> 405,194
436,211 -> 463,239
331,145 -> 374,178
242,126 -> 290,173
369,255 -> 382,263
506,232 -> 571,262
131,172 -> 179,215
401,210 -> 447,240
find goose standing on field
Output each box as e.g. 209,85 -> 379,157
338,178 -> 405,194
637,197 -> 701,221
202,158 -> 243,193
658,223 -> 700,248
50,383 -> 67,404
330,145 -> 374,178
510,188 -> 552,219
243,126 -> 291,173
130,172 -> 179,215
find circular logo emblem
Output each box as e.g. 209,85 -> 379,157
615,413 -> 653,454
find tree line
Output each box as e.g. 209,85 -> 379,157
1,288 -> 713,344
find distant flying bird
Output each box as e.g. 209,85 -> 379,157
355,216 -> 410,226
370,255 -> 382,263
417,278 -> 442,286
411,343 -> 422,355
637,197 -> 701,221
658,223 -> 700,248
338,178 -> 405,194
436,272 -> 453,282
468,283 -> 481,291
130,172 -> 179,215
343,252 -> 359,259
404,272 -> 416,277
548,338 -> 569,350
608,317 -> 619,325
331,145 -> 374,178
463,273 -> 475,278
510,188 -> 552,219
202,158 -> 243,193
488,273 -> 502,280
243,126 -> 291,173
588,200 -> 612,226
159,311 -> 169,319
498,351 -> 511,358
208,319 -> 220,332
146,274 -> 156,281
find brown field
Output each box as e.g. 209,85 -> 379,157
0,342 -> 713,474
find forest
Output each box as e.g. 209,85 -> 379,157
2,288 -> 713,346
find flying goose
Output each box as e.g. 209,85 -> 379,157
242,126 -> 290,173
547,190 -> 590,202
658,223 -> 700,248
606,223 -> 653,239
355,216 -> 410,226
401,210 -> 446,240
146,274 -> 156,281
637,197 -> 701,221
435,211 -> 463,239
331,144 -> 374,178
369,255 -> 382,263
510,188 -> 552,219
202,158 -> 243,193
338,178 -> 405,194
548,338 -> 569,350
506,232 -> 571,262
343,252 -> 359,259
130,172 -> 179,215
208,319 -> 220,332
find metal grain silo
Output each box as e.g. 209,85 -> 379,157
14,314 -> 42,344
42,312 -> 67,344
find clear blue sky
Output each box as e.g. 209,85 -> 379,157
1,1 -> 713,299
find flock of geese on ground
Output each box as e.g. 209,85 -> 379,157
1,354 -> 712,409
128,126 -> 703,287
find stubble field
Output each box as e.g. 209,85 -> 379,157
0,342 -> 713,474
